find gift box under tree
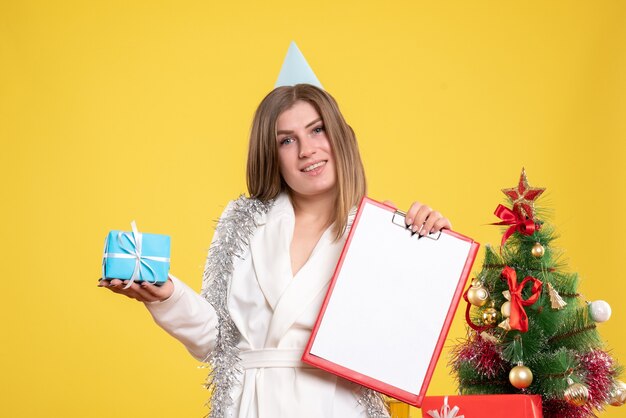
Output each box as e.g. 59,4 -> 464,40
421,394 -> 542,418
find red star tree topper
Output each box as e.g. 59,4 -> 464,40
501,168 -> 546,221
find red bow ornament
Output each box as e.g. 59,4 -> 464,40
501,266 -> 543,332
492,204 -> 539,249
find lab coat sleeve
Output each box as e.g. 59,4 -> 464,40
144,201 -> 235,361
144,274 -> 218,361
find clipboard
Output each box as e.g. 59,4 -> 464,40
302,197 -> 479,407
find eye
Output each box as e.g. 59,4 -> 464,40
313,125 -> 325,134
280,137 -> 294,146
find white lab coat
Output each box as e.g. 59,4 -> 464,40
145,194 -> 384,418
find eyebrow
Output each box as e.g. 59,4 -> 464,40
276,118 -> 323,135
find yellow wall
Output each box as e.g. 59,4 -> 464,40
1,1 -> 625,416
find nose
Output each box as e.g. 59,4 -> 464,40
298,137 -> 315,159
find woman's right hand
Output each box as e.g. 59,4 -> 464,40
98,277 -> 174,303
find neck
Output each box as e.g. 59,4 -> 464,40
288,190 -> 336,228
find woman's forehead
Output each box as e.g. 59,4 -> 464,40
276,100 -> 321,129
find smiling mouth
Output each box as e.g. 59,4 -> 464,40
302,161 -> 327,172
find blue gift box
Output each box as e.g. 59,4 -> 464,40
102,221 -> 170,285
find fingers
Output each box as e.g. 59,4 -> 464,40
413,205 -> 433,234
98,278 -> 172,302
125,281 -> 157,302
106,278 -> 124,290
434,217 -> 452,232
405,202 -> 431,235
422,210 -> 443,236
404,201 -> 423,231
404,202 -> 452,236
106,279 -> 141,300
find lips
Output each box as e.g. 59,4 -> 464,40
301,160 -> 327,172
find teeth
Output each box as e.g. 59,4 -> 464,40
303,161 -> 325,172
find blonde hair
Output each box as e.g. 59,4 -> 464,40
247,84 -> 366,240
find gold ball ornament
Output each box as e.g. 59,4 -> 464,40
501,301 -> 511,318
609,380 -> 626,407
564,380 -> 589,407
482,304 -> 498,325
467,281 -> 489,307
509,364 -> 533,389
531,242 -> 545,258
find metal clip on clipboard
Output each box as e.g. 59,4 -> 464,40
391,209 -> 442,241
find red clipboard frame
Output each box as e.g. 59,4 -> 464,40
302,196 -> 479,407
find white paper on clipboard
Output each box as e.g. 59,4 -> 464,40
303,197 -> 479,406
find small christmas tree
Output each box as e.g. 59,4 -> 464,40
450,169 -> 625,417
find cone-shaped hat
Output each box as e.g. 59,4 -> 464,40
274,41 -> 322,89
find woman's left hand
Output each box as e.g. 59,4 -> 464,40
383,200 -> 452,236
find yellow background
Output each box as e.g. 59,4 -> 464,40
2,1 -> 625,417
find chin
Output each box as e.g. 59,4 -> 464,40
284,176 -> 336,198
289,184 -> 336,198
305,185 -> 337,197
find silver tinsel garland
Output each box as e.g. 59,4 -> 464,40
200,195 -> 389,417
358,386 -> 391,418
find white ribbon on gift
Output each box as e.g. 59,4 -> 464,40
102,221 -> 170,289
427,396 -> 464,418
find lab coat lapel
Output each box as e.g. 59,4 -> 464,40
249,194 -> 294,310
265,227 -> 344,347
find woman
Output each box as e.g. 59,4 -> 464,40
100,84 -> 451,417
